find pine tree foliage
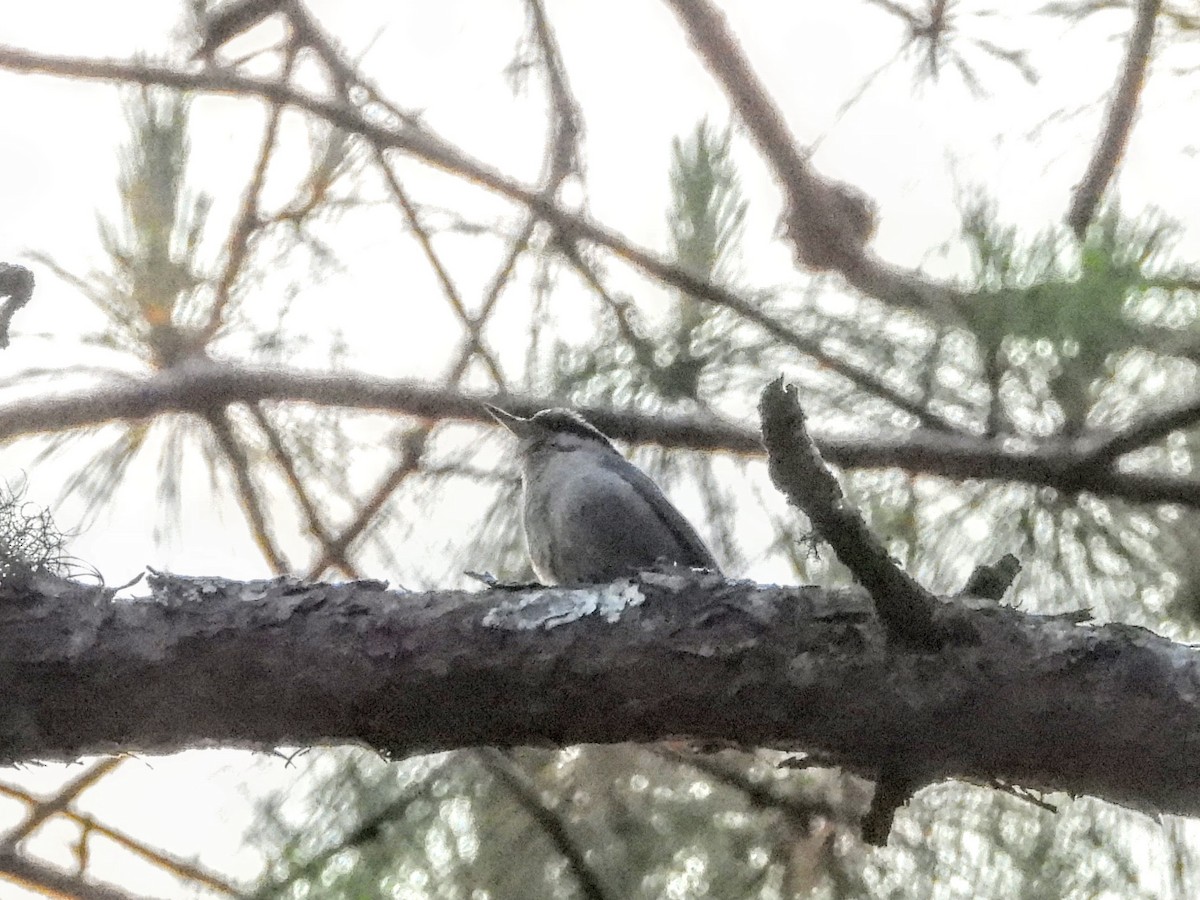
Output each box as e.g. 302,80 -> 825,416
4,2 -> 1200,898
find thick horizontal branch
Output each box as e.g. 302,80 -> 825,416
3,569 -> 1200,824
825,430 -> 1200,508
3,362 -> 1200,508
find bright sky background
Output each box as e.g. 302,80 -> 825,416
3,0 -> 1200,896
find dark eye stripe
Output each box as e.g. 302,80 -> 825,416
530,409 -> 614,447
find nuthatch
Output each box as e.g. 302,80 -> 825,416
487,406 -> 721,585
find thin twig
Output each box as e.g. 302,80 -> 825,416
305,427 -> 427,577
554,241 -> 668,376
0,757 -> 124,852
294,211 -> 519,576
987,778 -> 1059,814
653,748 -> 849,829
0,47 -> 969,423
250,759 -> 452,900
299,202 -> 532,577
525,0 -> 584,191
468,219 -> 539,364
250,404 -> 358,578
205,407 -> 289,573
201,43 -> 300,343
295,2 -> 509,390
556,238 -> 951,430
302,199 -> 528,577
1066,0 -> 1161,238
1083,391 -> 1200,466
284,2 -> 424,129
0,851 -> 145,900
194,41 -> 335,575
305,0 -> 583,576
370,146 -> 507,387
475,749 -> 614,900
0,782 -> 244,896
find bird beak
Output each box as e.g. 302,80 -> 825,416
485,404 -> 534,438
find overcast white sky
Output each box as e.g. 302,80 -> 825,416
2,1 -> 1199,896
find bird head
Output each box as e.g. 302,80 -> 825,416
485,405 -> 617,457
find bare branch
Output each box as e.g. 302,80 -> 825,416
476,749 -> 614,900
5,363 -> 1200,508
819,429 -> 1200,507
0,263 -> 34,350
659,0 -> 963,321
247,759 -> 453,900
0,46 -> 965,426
6,569 -> 1200,826
0,757 -> 124,852
759,378 -> 945,649
1083,388 -> 1200,466
370,149 -> 507,387
201,43 -> 300,344
249,404 -> 358,578
0,782 -> 243,897
1066,0 -> 1161,237
305,427 -> 426,578
204,407 -> 289,573
655,748 -> 853,830
0,850 -> 145,900
192,0 -> 288,63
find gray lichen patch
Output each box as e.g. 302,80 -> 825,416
482,582 -> 646,630
639,567 -> 723,592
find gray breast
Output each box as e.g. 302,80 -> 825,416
520,448 -> 718,585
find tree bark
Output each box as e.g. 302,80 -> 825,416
2,568 -> 1198,821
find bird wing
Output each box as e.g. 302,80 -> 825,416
593,453 -> 721,573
